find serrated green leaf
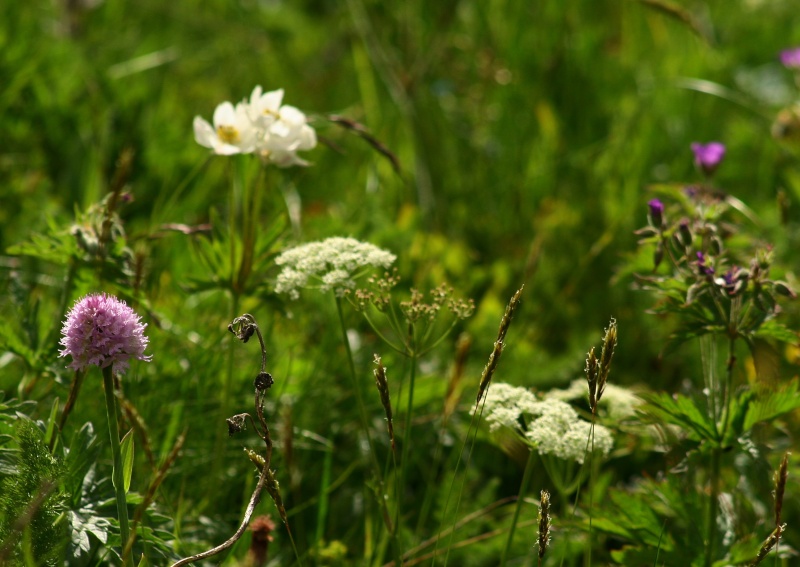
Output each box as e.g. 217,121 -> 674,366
723,390 -> 756,446
753,319 -> 799,344
640,392 -> 719,443
744,379 -> 800,431
120,429 -> 135,494
591,489 -> 674,550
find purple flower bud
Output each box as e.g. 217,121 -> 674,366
648,199 -> 664,228
690,142 -> 726,176
60,293 -> 152,374
780,47 -> 800,69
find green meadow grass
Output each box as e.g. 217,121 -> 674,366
1,1 -> 799,565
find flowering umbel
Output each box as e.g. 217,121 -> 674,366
60,293 -> 152,374
275,237 -> 396,299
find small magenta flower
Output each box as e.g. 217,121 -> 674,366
690,142 -> 726,176
648,199 -> 664,228
780,47 -> 800,69
60,293 -> 152,374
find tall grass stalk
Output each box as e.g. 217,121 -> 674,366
499,448 -> 536,567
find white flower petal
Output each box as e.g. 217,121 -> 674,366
193,116 -> 217,149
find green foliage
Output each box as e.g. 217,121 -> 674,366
1,1 -> 800,565
0,417 -> 68,565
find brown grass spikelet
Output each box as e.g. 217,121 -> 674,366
585,346 -> 599,414
537,489 -> 552,565
748,524 -> 785,566
596,317 -> 617,406
774,451 -> 789,527
476,286 -> 524,405
372,354 -> 395,452
264,467 -> 289,527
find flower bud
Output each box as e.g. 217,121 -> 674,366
648,199 -> 665,228
678,219 -> 693,247
774,281 -> 797,299
653,241 -> 664,270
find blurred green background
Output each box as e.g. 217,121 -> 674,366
2,0 -> 799,564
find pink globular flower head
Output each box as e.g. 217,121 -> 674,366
690,142 -> 726,176
780,47 -> 800,70
60,293 -> 152,374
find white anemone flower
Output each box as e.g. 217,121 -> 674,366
248,85 -> 317,167
248,86 -> 284,128
194,101 -> 257,155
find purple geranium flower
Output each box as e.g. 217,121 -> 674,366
691,142 -> 726,176
780,47 -> 800,69
648,199 -> 665,227
696,252 -> 714,277
60,293 -> 152,374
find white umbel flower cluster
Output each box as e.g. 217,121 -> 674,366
275,237 -> 396,300
479,383 -> 613,464
525,400 -> 613,464
546,378 -> 641,420
193,86 -> 317,166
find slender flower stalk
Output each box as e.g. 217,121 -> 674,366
102,366 -> 131,563
499,448 -> 536,567
438,287 -> 524,566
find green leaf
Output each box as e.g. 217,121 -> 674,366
714,535 -> 761,565
43,397 -> 60,449
64,423 -> 101,505
722,390 -> 756,446
137,552 -> 150,567
744,379 -> 800,431
590,489 -> 674,550
753,319 -> 799,344
120,429 -> 135,494
639,392 -> 719,443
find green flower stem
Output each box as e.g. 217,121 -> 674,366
500,448 -> 536,567
704,446 -> 722,567
102,366 -> 130,564
396,338 -> 417,542
705,336 -> 736,567
334,296 -> 401,564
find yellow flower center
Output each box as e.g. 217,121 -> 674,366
216,125 -> 240,144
